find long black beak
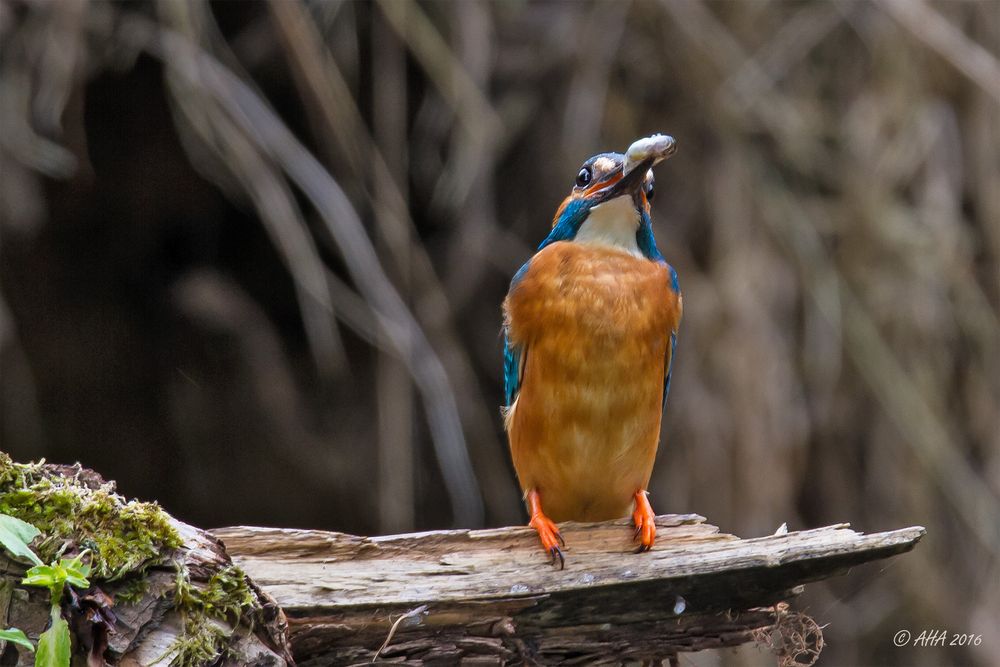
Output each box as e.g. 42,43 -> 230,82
593,134 -> 677,205
595,157 -> 655,204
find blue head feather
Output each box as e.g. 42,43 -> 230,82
537,198 -> 594,251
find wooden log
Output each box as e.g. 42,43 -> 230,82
0,457 -> 925,665
212,516 -> 924,665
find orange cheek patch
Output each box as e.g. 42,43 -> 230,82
550,170 -> 628,228
583,172 -> 622,197
551,173 -> 626,228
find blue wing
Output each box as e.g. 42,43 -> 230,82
503,260 -> 532,407
662,331 -> 676,410
503,330 -> 522,407
662,264 -> 680,410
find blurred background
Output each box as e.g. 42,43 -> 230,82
1,0 -> 997,664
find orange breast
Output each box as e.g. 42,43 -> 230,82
503,241 -> 681,522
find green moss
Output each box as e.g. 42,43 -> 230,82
175,565 -> 258,624
164,615 -> 232,667
1,455 -> 264,666
0,454 -> 182,580
113,575 -> 151,605
168,565 -> 261,666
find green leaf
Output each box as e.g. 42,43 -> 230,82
22,564 -> 58,590
62,572 -> 89,590
35,609 -> 70,667
0,627 -> 34,652
58,556 -> 91,589
63,555 -> 91,579
0,514 -> 43,566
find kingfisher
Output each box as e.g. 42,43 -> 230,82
502,134 -> 681,567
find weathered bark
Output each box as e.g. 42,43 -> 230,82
212,516 -> 924,665
1,521 -> 291,667
0,461 -> 292,667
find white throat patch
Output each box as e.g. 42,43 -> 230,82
574,195 -> 642,256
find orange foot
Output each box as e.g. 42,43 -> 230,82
632,490 -> 656,553
527,489 -> 565,569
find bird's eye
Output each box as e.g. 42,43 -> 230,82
576,167 -> 592,187
645,180 -> 655,201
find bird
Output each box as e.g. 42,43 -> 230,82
502,134 -> 681,568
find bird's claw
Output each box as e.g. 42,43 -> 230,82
632,490 -> 657,553
529,511 -> 565,569
632,518 -> 655,553
632,523 -> 651,553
